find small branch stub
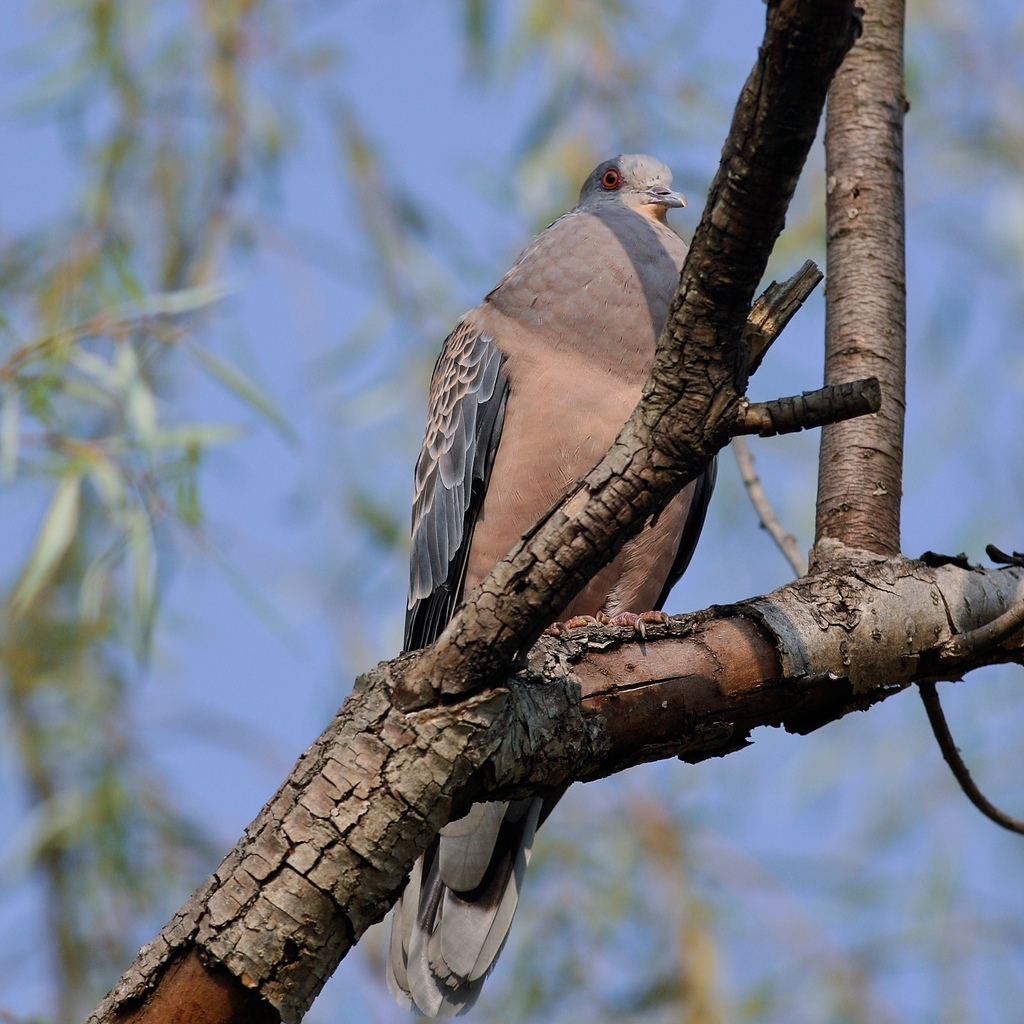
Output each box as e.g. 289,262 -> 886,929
736,378 -> 881,438
745,259 -> 824,374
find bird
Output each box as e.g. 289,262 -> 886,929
386,154 -> 717,1017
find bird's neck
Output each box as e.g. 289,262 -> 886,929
637,205 -> 669,224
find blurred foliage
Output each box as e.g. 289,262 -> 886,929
0,0 -> 323,1018
2,1 -> 1024,1023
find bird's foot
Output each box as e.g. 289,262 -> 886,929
544,610 -> 668,637
544,615 -> 601,636
601,610 -> 669,637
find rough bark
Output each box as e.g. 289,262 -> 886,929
815,0 -> 908,558
736,378 -> 880,438
88,559 -> 1024,1024
744,259 -> 823,374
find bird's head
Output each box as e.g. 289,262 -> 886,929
575,154 -> 687,222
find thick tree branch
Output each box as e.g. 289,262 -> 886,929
815,0 -> 907,559
398,0 -> 861,709
88,560 -> 1024,1024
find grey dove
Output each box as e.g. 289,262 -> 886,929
387,154 -> 717,1017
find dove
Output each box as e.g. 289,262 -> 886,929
387,154 -> 716,1017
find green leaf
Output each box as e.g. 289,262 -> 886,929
463,0 -> 494,68
125,281 -> 235,318
88,454 -> 128,519
1,387 -> 19,481
143,423 -> 246,450
175,446 -> 202,528
127,504 -> 157,653
70,347 -> 120,389
80,547 -> 117,624
126,377 -> 158,440
107,236 -> 146,303
61,375 -> 121,411
10,474 -> 82,616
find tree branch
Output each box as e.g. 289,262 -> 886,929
732,437 -> 808,577
87,560 -> 1024,1024
744,259 -> 824,375
940,594 -> 1024,661
733,258 -> 824,578
815,0 -> 907,559
736,378 -> 880,438
917,681 -> 1024,835
919,581 -> 1024,833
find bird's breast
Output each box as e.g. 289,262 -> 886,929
462,205 -> 690,613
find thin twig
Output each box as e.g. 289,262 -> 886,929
732,436 -> 808,577
918,680 -> 1024,835
941,597 -> 1024,661
733,262 -> 820,576
735,378 -> 881,438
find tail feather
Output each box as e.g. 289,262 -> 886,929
456,799 -> 540,981
386,855 -> 421,1010
406,860 -> 449,1017
437,801 -> 507,891
386,797 -> 543,1017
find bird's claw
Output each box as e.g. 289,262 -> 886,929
601,609 -> 669,637
544,615 -> 602,636
544,610 -> 668,637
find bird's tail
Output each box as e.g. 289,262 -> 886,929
386,797 -> 543,1018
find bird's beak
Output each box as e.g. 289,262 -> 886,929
644,186 -> 687,209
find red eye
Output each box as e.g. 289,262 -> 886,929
601,168 -> 621,190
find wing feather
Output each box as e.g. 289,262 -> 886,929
405,320 -> 508,651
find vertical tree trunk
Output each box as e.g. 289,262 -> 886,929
814,0 -> 907,560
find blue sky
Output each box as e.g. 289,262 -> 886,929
2,1 -> 1024,1021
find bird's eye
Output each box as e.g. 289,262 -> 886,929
601,168 -> 621,190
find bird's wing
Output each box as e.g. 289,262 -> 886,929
389,319 -> 514,1017
654,456 -> 719,611
405,318 -> 509,650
